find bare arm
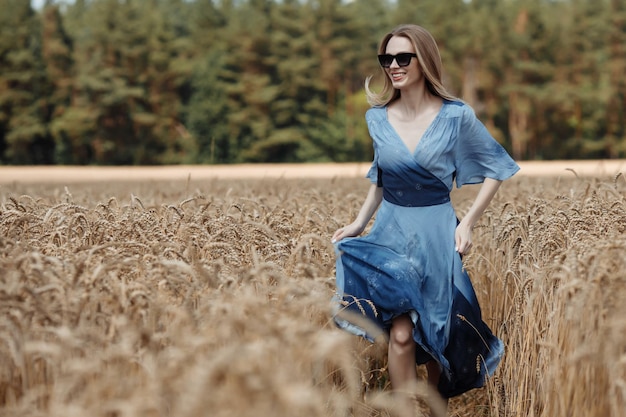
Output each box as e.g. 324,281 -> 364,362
455,177 -> 502,254
332,183 -> 383,243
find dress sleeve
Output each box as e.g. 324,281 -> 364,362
365,146 -> 380,185
364,109 -> 381,186
454,106 -> 520,188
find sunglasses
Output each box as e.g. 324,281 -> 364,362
377,53 -> 417,68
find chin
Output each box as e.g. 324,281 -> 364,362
392,81 -> 409,90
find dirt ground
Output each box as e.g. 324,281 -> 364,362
0,160 -> 625,184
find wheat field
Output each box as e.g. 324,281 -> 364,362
0,171 -> 624,417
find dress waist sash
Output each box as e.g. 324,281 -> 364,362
378,164 -> 451,207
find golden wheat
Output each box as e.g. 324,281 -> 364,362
0,174 -> 624,417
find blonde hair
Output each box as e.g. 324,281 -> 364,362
365,24 -> 458,106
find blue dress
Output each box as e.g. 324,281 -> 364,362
333,100 -> 519,398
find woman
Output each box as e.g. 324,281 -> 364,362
331,24 -> 519,411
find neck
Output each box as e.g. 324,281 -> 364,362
395,85 -> 438,117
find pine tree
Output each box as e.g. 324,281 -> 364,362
544,0 -> 612,158
59,0 -> 194,164
297,0 -> 375,162
185,0 -> 234,163
605,0 -> 626,157
186,50 -> 231,163
217,0 -> 279,161
0,0 -> 52,164
41,3 -> 79,164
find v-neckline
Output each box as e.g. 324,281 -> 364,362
384,101 -> 445,156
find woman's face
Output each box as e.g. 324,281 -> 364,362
383,35 -> 423,90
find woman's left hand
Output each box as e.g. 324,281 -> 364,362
455,221 -> 473,255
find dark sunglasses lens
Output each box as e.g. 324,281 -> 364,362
396,54 -> 413,66
378,55 -> 393,67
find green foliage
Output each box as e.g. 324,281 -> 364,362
0,0 -> 53,164
186,50 -> 230,163
0,0 -> 624,164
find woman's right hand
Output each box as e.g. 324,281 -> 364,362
332,183 -> 383,244
331,222 -> 365,243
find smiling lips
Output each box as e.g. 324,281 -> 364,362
390,71 -> 406,81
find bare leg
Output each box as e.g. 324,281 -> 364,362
388,315 -> 418,417
425,360 -> 441,388
426,360 -> 449,414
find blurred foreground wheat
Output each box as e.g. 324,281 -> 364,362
0,175 -> 624,417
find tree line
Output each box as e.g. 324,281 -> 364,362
0,0 -> 624,165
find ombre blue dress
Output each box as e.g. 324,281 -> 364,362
333,100 -> 519,398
